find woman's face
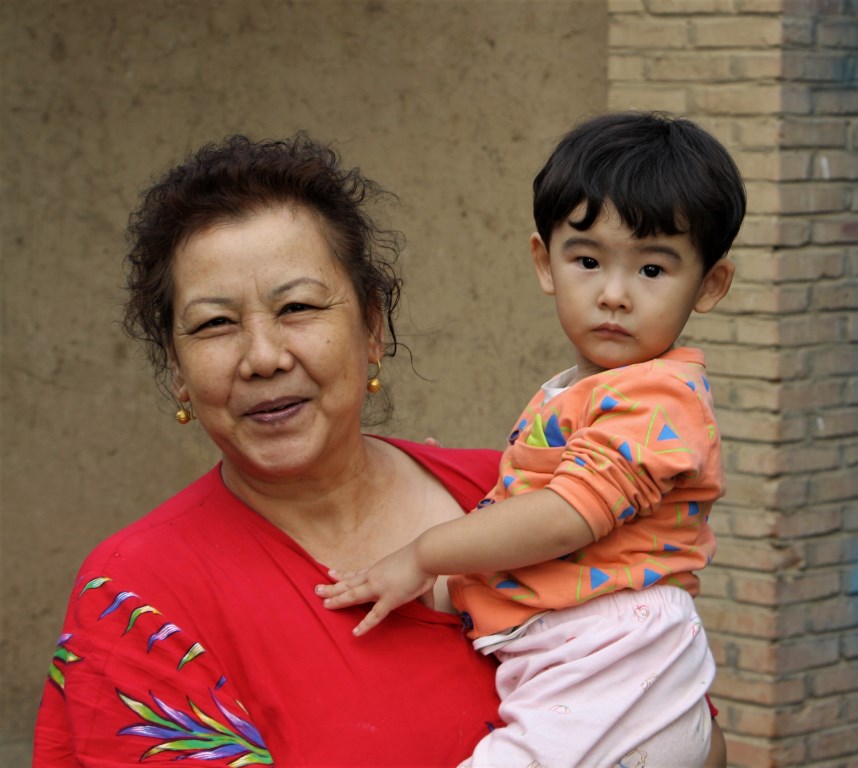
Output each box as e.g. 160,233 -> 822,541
169,204 -> 382,484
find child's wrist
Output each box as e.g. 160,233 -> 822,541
412,533 -> 439,577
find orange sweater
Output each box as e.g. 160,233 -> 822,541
449,348 -> 723,639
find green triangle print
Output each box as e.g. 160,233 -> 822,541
645,405 -> 681,448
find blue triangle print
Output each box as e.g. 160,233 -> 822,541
544,414 -> 566,447
601,396 -> 619,411
619,506 -> 635,520
642,569 -> 661,587
496,580 -> 519,590
664,543 -> 681,552
686,380 -> 696,391
688,502 -> 700,516
658,424 -> 678,441
618,441 -> 633,462
591,568 -> 610,590
503,475 -> 515,489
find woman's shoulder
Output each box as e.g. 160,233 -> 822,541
78,465 -> 229,578
371,436 -> 501,509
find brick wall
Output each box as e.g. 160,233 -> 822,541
607,1 -> 857,766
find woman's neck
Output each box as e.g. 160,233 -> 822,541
220,436 -> 403,569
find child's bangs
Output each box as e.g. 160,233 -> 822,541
569,166 -> 691,241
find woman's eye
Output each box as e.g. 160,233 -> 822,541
641,264 -> 663,278
280,302 -> 314,314
196,316 -> 231,332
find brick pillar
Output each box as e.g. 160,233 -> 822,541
607,2 -> 858,766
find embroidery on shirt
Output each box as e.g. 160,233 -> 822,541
48,576 -> 273,764
80,575 -> 209,669
47,633 -> 82,692
117,688 -> 272,765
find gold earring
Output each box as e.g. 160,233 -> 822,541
367,359 -> 382,394
175,404 -> 195,424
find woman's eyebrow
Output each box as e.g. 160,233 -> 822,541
181,277 -> 329,313
180,296 -> 233,313
270,277 -> 327,298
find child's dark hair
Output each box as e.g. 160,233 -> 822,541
533,112 -> 746,272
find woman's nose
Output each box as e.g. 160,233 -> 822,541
238,323 -> 292,379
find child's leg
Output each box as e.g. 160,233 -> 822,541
615,697 -> 712,768
459,586 -> 715,768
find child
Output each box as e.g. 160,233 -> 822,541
317,111 -> 745,767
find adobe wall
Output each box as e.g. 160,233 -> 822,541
0,0 -> 607,757
6,2 -> 854,765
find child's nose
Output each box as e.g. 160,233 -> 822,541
598,275 -> 631,310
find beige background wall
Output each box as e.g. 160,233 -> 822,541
1,0 -> 607,756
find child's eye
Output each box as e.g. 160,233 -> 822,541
641,264 -> 663,278
577,257 -> 599,270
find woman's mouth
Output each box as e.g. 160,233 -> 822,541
246,397 -> 307,422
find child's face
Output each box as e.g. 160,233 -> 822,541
531,201 -> 733,381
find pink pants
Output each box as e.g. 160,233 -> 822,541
460,585 -> 715,768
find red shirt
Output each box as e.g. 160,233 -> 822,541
34,439 -> 503,767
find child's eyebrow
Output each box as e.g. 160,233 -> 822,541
558,236 -> 684,262
635,244 -> 684,261
559,235 -> 598,250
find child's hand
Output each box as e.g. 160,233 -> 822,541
315,544 -> 437,636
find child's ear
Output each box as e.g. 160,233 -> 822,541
530,232 -> 555,296
694,259 -> 735,314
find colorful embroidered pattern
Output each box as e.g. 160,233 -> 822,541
47,633 -> 82,692
44,575 -> 272,764
117,689 -> 272,765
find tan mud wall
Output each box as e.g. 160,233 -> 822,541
1,0 -> 607,753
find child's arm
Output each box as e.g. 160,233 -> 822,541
316,488 -> 595,635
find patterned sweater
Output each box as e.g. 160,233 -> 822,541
450,348 -> 723,639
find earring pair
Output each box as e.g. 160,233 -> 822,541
176,361 -> 383,420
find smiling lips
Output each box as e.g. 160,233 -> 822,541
246,397 -> 307,421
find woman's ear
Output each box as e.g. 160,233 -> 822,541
530,232 -> 556,296
367,308 -> 386,363
694,258 -> 735,314
168,347 -> 189,404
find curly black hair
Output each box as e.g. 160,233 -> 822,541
123,133 -> 403,403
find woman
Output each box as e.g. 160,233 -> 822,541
35,134 -> 726,767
